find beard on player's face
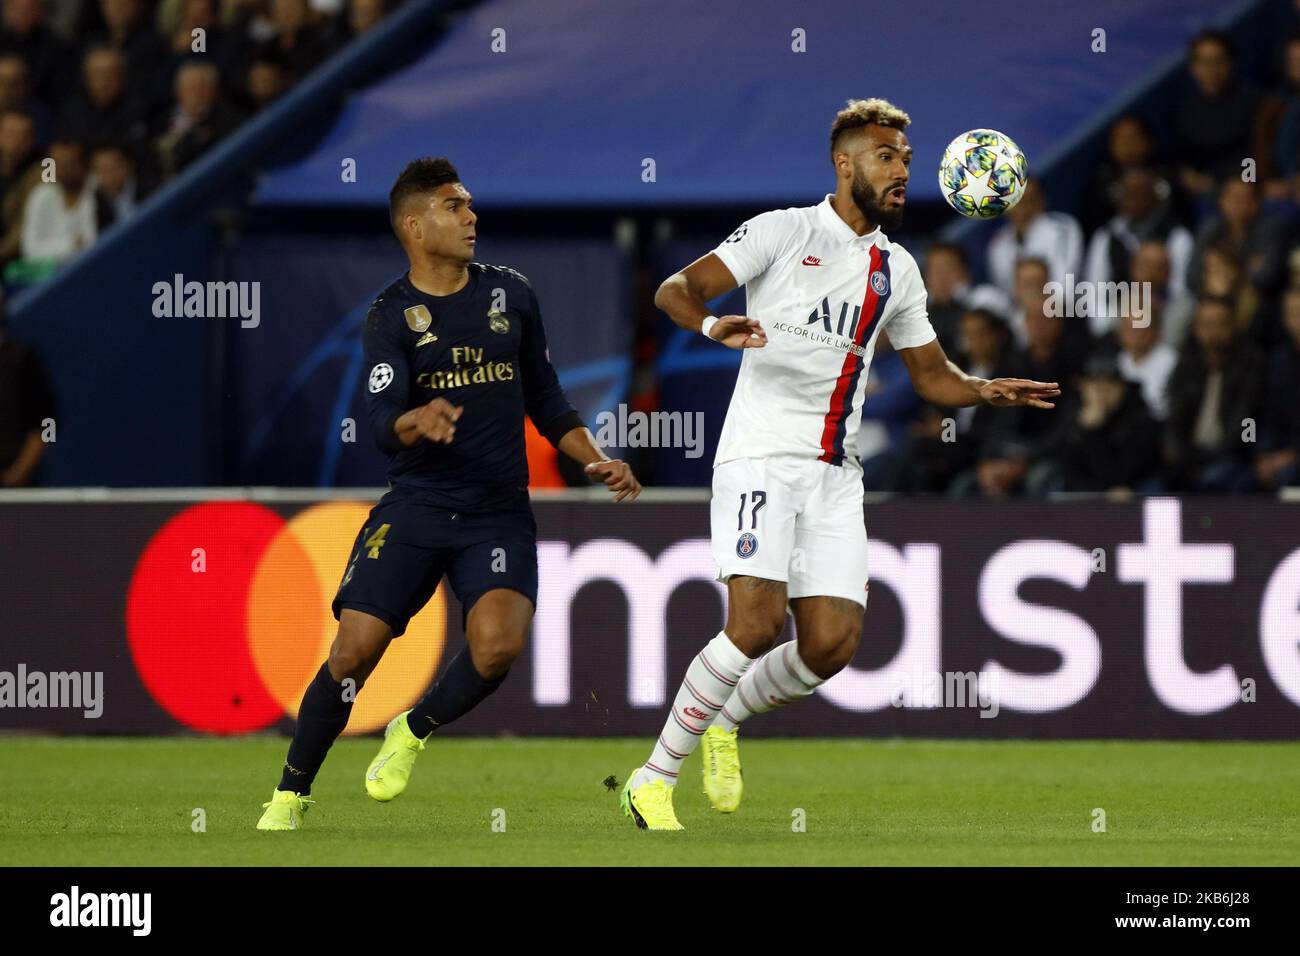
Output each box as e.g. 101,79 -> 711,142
851,169 -> 905,232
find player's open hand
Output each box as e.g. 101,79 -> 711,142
413,397 -> 463,443
585,458 -> 642,502
708,315 -> 767,350
979,378 -> 1060,409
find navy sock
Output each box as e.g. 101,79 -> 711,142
278,662 -> 354,795
406,647 -> 506,738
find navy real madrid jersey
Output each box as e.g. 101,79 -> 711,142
361,263 -> 582,511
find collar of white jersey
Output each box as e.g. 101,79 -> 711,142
817,194 -> 882,246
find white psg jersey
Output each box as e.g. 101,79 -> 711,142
711,194 -> 937,468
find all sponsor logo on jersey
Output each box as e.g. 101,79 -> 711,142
736,532 -> 758,558
806,296 -> 864,338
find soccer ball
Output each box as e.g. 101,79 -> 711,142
938,129 -> 1028,219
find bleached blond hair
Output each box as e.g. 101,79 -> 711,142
830,98 -> 911,157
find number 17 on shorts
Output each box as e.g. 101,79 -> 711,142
710,456 -> 870,606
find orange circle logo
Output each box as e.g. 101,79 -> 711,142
126,501 -> 445,734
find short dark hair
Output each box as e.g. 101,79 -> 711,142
1202,240 -> 1243,269
1015,255 -> 1050,276
962,307 -> 1009,338
49,136 -> 86,159
926,240 -> 969,272
247,46 -> 287,70
829,98 -> 910,158
83,44 -> 124,65
1190,29 -> 1234,60
1111,113 -> 1148,133
389,156 -> 460,233
89,139 -> 132,163
175,55 -> 219,79
1196,294 -> 1235,314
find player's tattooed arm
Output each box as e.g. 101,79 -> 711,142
654,253 -> 767,349
394,397 -> 462,446
556,426 -> 642,502
897,339 -> 1060,409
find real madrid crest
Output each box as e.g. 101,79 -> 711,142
488,309 -> 510,334
405,304 -> 432,332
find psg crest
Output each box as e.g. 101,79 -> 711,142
736,532 -> 758,558
870,270 -> 889,295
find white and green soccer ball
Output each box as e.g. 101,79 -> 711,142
938,129 -> 1029,219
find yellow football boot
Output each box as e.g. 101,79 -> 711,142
256,789 -> 316,831
701,726 -> 743,812
620,767 -> 684,831
364,710 -> 428,802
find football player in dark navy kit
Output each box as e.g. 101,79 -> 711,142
257,157 -> 640,830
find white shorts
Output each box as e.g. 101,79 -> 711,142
710,455 -> 869,608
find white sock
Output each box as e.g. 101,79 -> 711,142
639,633 -> 753,786
713,641 -> 823,731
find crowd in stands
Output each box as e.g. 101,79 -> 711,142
0,0 -> 394,284
860,28 -> 1300,497
2,9 -> 1298,495
0,0 -> 393,486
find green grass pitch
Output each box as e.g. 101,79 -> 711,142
2,737 -> 1297,866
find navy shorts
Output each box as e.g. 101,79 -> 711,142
331,487 -> 538,637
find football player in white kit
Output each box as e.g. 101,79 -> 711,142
621,99 -> 1061,830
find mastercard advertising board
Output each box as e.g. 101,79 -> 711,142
124,500 -> 446,735
3,495 -> 1300,739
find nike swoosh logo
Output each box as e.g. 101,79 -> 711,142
367,754 -> 393,781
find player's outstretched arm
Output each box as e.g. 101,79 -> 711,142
897,338 -> 1060,409
555,426 -> 641,502
655,253 -> 767,349
977,377 -> 1063,409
